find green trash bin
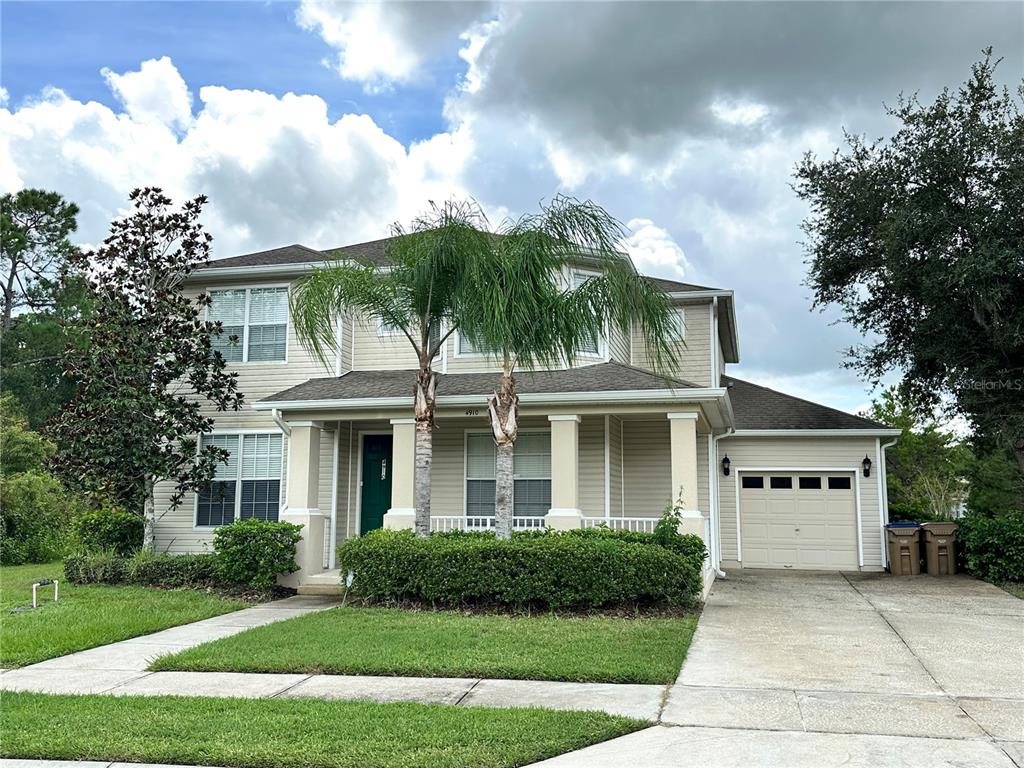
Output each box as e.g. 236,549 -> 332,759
886,523 -> 921,576
921,522 -> 958,576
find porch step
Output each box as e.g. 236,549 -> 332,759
297,583 -> 342,596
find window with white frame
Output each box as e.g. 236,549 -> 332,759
208,287 -> 288,363
572,271 -> 602,355
464,431 -> 551,517
456,331 -> 496,356
379,318 -> 441,355
196,433 -> 282,526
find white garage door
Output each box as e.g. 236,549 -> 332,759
740,472 -> 857,570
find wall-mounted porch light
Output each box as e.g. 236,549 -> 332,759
721,455 -> 731,476
862,455 -> 872,477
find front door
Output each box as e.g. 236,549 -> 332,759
360,434 -> 393,533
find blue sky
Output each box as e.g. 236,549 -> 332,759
2,1 -> 1020,414
2,1 -> 455,144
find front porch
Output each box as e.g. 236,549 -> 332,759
278,407 -> 717,590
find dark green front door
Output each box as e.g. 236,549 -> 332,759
360,434 -> 393,533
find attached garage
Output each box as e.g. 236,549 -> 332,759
737,471 -> 859,570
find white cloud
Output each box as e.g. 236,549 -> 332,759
0,58 -> 469,257
624,219 -> 692,281
296,1 -> 493,93
102,56 -> 193,130
710,98 -> 770,127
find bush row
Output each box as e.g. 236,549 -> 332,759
64,518 -> 303,592
959,510 -> 1024,583
337,528 -> 703,610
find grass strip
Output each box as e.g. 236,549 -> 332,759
153,605 -> 697,684
1,691 -> 644,768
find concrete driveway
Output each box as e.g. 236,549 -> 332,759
532,571 -> 1024,767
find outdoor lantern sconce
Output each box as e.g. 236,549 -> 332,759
862,455 -> 872,477
722,455 -> 731,476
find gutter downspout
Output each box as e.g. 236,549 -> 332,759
271,409 -> 291,437
879,437 -> 898,568
710,427 -> 734,578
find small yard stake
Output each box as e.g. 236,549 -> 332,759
341,570 -> 355,608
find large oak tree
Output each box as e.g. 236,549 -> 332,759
795,51 -> 1024,473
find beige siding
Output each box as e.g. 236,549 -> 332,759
608,416 -> 624,517
334,422 -> 354,549
632,299 -> 713,385
716,436 -> 884,570
696,433 -> 710,515
622,419 -> 672,517
607,324 -> 630,365
578,416 -> 605,518
351,312 -> 420,370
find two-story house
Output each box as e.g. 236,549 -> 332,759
153,238 -> 900,592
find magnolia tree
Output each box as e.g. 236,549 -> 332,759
51,188 -> 243,546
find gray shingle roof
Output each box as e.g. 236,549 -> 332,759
198,238 -> 722,292
723,375 -> 890,430
261,362 -> 699,403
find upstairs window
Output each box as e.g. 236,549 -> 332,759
572,271 -> 602,355
456,331 -> 496,356
208,287 -> 288,363
196,433 -> 282,527
670,308 -> 686,340
379,318 -> 441,355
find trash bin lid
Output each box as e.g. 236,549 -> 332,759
886,522 -> 920,529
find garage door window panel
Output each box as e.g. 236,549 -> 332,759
769,476 -> 793,489
828,476 -> 852,490
799,477 -> 823,490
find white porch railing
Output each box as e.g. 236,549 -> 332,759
430,516 -> 548,533
703,515 -> 712,572
581,517 -> 659,533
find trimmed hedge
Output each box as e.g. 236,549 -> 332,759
64,519 -> 303,593
64,550 -> 219,588
960,510 -> 1024,583
338,529 -> 703,609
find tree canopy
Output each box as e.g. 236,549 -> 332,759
50,188 -> 244,544
795,51 -> 1024,472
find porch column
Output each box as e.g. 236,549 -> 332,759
281,422 -> 325,587
383,418 -> 416,530
545,415 -> 582,530
667,412 -> 704,537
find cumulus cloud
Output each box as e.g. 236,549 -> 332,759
624,219 -> 692,281
0,57 -> 470,256
296,0 -> 493,93
102,56 -> 193,130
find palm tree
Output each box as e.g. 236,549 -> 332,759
290,201 -> 492,536
458,198 -> 683,538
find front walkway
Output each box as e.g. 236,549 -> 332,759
531,571 -> 1024,767
0,594 -> 664,720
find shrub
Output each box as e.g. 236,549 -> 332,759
126,549 -> 220,588
0,471 -> 80,565
338,529 -> 702,610
213,518 -> 303,591
560,520 -> 706,570
72,508 -> 144,557
959,510 -> 1024,583
64,549 -> 128,584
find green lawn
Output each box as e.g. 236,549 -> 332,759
2,691 -> 643,768
153,606 -> 697,684
0,562 -> 246,667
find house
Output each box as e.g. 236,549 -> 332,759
153,238 -> 900,591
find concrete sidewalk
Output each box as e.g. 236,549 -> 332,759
0,594 -> 665,720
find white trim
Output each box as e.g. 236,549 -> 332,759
287,420 -> 323,428
548,414 -> 581,423
355,429 -> 392,535
389,418 -> 416,425
666,412 -> 699,421
281,508 -> 322,516
205,284 -> 290,366
728,429 -> 903,437
345,424 -> 354,540
733,466 -> 863,570
334,313 -> 343,377
255,387 -> 730,411
328,426 -> 340,570
192,263 -> 322,280
571,268 -> 608,361
878,437 -> 898,568
604,415 -> 611,522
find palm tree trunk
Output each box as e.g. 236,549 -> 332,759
489,362 -> 518,539
413,368 -> 436,537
